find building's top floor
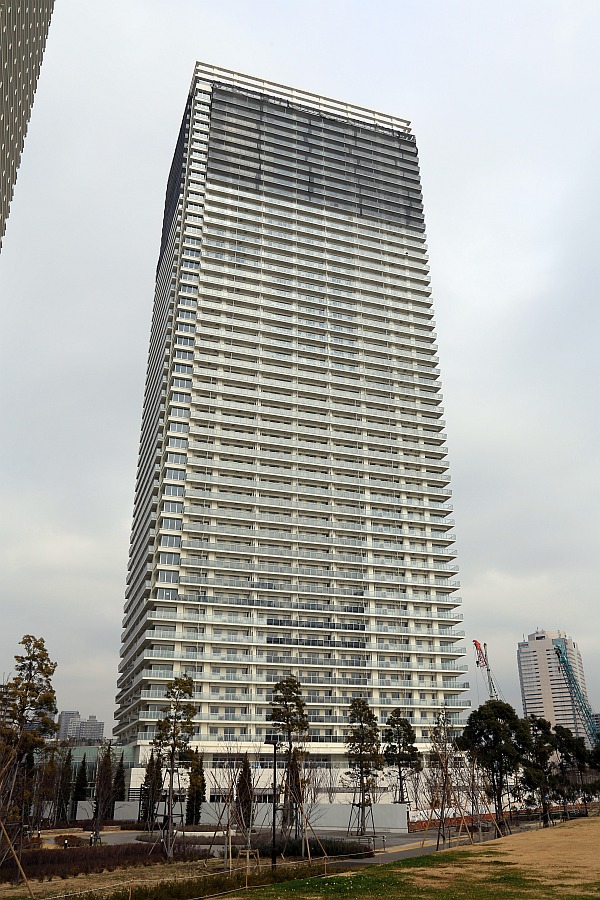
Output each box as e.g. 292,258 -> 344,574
518,629 -> 577,650
193,61 -> 412,136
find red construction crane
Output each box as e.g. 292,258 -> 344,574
473,639 -> 499,701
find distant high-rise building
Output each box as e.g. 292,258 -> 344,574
0,1 -> 54,249
57,710 -> 104,742
517,629 -> 590,738
115,63 -> 467,772
57,710 -> 80,741
77,714 -> 104,742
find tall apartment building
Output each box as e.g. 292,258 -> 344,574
517,629 -> 590,739
115,63 -> 468,771
0,1 -> 55,249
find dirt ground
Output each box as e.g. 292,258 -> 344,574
0,848 -> 224,900
2,818 -> 600,900
407,817 -> 600,896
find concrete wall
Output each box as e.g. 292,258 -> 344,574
96,800 -> 407,833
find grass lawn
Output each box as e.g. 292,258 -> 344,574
248,817 -> 600,900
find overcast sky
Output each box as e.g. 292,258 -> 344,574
1,0 -> 598,729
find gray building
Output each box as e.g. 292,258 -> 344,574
115,63 -> 467,772
517,629 -> 590,739
0,1 -> 54,249
57,709 -> 80,741
57,710 -> 104,742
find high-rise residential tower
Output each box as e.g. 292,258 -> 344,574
0,1 -> 54,249
517,629 -> 590,739
115,63 -> 467,772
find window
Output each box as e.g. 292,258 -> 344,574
165,468 -> 185,481
161,518 -> 182,531
163,501 -> 183,514
173,377 -> 192,389
158,552 -> 180,565
166,453 -> 187,465
172,392 -> 192,404
157,570 -> 179,583
164,485 -> 184,497
160,534 -> 181,548
174,363 -> 192,375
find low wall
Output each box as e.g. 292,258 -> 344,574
85,800 -> 407,834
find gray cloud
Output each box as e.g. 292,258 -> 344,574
0,0 -> 598,725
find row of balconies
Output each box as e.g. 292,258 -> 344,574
189,432 -> 447,471
131,647 -> 468,669
146,611 -> 464,637
188,420 -> 447,460
196,226 -> 429,277
150,592 -> 462,614
176,555 -> 457,577
181,490 -> 451,516
196,248 -> 430,306
174,588 -> 462,611
179,542 -> 456,562
188,328 -> 439,379
136,688 -> 468,706
184,458 -> 449,489
193,281 -> 433,337
196,251 -> 430,307
177,575 -> 459,596
191,360 -> 441,404
188,393 -> 443,431
189,409 -> 446,448
186,375 -> 442,421
209,366 -> 440,406
188,428 -> 448,465
140,632 -> 466,655
193,308 -> 437,355
179,523 -> 451,549
182,472 -> 451,500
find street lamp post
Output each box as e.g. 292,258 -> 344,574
265,736 -> 280,870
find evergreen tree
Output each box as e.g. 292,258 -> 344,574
459,700 -> 531,833
93,744 -> 115,837
185,750 -> 206,826
552,725 -> 589,816
71,754 -> 88,821
5,635 -> 58,749
236,753 -> 253,830
383,711 -> 421,804
345,697 -> 383,835
268,676 -> 309,754
153,676 -> 197,857
521,716 -> 556,827
0,635 -> 57,832
268,675 -> 308,833
112,753 -> 126,810
56,748 -> 73,824
139,751 -> 163,826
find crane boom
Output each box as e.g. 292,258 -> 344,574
473,639 -> 498,701
554,645 -> 599,747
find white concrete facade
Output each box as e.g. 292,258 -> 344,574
115,64 -> 468,774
